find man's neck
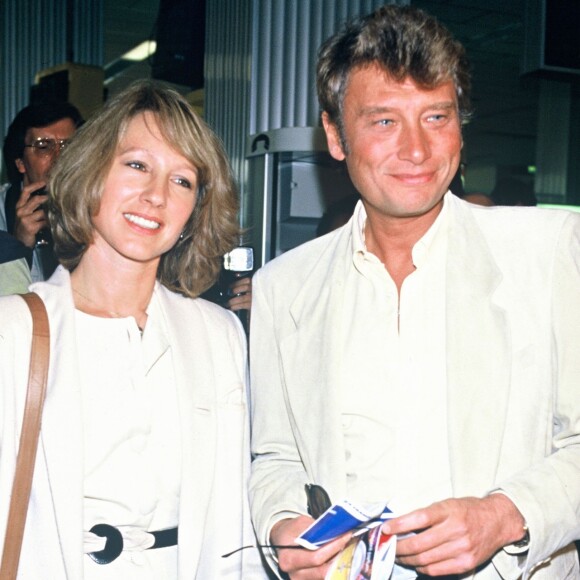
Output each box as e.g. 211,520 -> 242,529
364,201 -> 443,292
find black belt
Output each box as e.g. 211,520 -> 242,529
87,524 -> 178,565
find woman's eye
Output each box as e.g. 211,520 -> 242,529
127,161 -> 146,171
174,177 -> 192,189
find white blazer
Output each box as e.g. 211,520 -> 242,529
0,267 -> 267,579
249,194 -> 580,579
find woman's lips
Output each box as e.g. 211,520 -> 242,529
123,212 -> 161,230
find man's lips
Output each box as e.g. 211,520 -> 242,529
391,172 -> 436,185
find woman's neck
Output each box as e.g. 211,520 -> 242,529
70,257 -> 156,330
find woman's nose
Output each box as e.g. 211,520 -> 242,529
140,178 -> 169,207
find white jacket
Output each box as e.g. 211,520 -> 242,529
0,266 -> 267,579
250,195 -> 580,579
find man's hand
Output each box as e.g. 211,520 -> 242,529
381,495 -> 526,576
14,182 -> 48,248
271,515 -> 352,579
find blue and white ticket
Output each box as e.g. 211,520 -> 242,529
296,500 -> 395,550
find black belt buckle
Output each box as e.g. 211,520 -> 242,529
88,523 -> 124,565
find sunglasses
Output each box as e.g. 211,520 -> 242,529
221,483 -> 332,558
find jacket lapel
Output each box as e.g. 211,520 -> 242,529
157,288 -> 216,578
445,199 -> 511,496
280,231 -> 351,500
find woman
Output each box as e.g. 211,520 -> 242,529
0,82 -> 265,578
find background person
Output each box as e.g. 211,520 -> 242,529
249,6 -> 580,579
1,100 -> 83,281
449,166 -> 494,206
491,177 -> 537,207
0,81 -> 265,579
316,193 -> 361,237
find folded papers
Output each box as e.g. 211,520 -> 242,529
296,500 -> 400,579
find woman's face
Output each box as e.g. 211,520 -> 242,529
88,111 -> 198,271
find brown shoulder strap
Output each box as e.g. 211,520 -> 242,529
0,293 -> 50,580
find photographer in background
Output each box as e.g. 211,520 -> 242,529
1,101 -> 83,282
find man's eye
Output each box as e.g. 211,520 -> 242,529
427,114 -> 448,123
371,118 -> 395,129
36,140 -> 52,149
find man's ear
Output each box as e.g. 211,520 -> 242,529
15,158 -> 26,175
321,112 -> 346,161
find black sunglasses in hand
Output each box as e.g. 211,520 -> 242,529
221,483 -> 332,558
304,483 -> 332,519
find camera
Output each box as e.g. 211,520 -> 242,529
220,247 -> 254,333
223,247 -> 254,277
30,186 -> 51,247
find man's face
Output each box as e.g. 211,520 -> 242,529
323,64 -> 462,224
15,117 -> 77,185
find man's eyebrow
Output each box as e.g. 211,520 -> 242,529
358,101 -> 457,116
359,106 -> 396,115
426,101 -> 457,111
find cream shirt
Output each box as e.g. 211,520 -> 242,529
0,258 -> 31,295
341,197 -> 453,514
76,293 -> 181,580
0,184 -> 31,294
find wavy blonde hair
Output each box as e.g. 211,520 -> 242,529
48,81 -> 240,297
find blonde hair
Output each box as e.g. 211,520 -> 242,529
48,81 -> 240,297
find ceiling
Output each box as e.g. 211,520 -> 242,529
103,0 -> 160,96
103,0 -> 159,65
102,0 -> 578,192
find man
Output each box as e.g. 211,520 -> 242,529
1,101 -> 83,281
449,167 -> 494,207
491,178 -> 537,207
249,6 -> 580,580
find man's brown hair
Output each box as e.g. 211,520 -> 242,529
317,5 -> 472,143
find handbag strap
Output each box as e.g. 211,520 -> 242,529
0,293 -> 50,580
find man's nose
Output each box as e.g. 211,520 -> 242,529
50,141 -> 68,159
398,123 -> 431,164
